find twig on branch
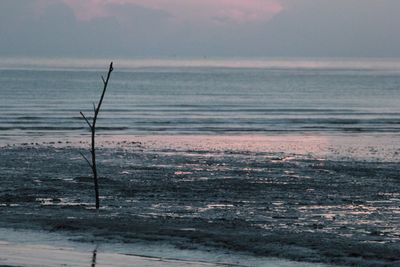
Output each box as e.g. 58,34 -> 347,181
79,151 -> 93,169
80,111 -> 92,129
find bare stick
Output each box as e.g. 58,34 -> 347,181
81,62 -> 114,210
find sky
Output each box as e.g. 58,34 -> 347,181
1,0 -> 400,58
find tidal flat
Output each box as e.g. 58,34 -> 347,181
0,135 -> 399,266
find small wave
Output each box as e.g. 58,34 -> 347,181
16,116 -> 42,120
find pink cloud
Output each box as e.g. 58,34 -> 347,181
58,0 -> 283,23
59,0 -> 110,20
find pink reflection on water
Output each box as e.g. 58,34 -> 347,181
104,134 -> 331,155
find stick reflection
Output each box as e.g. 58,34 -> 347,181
91,246 -> 98,267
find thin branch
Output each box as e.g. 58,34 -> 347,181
80,62 -> 113,210
79,151 -> 93,169
80,111 -> 92,129
94,62 -> 113,119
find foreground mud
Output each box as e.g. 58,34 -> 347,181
0,137 -> 399,266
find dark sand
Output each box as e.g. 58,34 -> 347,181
0,134 -> 399,266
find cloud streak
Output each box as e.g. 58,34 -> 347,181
59,0 -> 283,24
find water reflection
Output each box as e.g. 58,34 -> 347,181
91,246 -> 98,267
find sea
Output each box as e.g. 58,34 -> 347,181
1,58 -> 400,267
1,57 -> 400,140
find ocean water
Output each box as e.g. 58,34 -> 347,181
1,58 -> 400,266
1,58 -> 400,139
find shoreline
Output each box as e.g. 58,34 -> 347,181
1,133 -> 400,162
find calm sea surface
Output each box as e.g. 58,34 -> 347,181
1,58 -> 400,139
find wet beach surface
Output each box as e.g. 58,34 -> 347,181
0,135 -> 399,266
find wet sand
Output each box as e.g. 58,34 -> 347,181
0,243 -> 222,267
0,134 -> 399,266
0,228 -> 328,267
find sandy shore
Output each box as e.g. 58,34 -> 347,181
0,242 -> 220,267
1,244 -> 249,267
